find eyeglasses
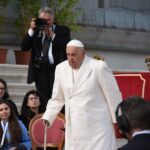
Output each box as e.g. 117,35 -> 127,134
28,96 -> 40,100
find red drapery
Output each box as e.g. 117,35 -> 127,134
113,72 -> 150,138
114,72 -> 150,101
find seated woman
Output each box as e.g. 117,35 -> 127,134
0,78 -> 19,118
20,90 -> 44,130
0,99 -> 31,150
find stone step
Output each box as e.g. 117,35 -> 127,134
0,64 -> 36,112
16,102 -> 22,113
0,64 -> 28,74
8,83 -> 35,93
10,93 -> 26,113
10,92 -> 26,104
116,138 -> 127,148
0,73 -> 27,83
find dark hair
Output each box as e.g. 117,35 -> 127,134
0,78 -> 19,117
121,96 -> 150,130
0,78 -> 9,99
0,99 -> 22,144
20,90 -> 43,115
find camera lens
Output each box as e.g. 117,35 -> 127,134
35,18 -> 48,30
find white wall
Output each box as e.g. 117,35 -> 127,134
87,49 -> 149,71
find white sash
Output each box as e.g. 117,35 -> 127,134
0,121 -> 8,147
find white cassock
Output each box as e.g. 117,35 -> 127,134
42,56 -> 122,150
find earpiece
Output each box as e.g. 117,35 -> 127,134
115,102 -> 130,134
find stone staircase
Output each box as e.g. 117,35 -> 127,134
0,64 -> 36,111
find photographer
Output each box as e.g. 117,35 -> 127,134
21,7 -> 70,111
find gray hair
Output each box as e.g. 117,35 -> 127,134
39,7 -> 54,17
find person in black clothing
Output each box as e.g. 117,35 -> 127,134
116,96 -> 150,150
21,7 -> 71,111
20,90 -> 43,130
0,78 -> 19,118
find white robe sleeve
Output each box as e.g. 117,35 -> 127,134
42,65 -> 65,126
97,61 -> 122,123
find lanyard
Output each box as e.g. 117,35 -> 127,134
0,121 -> 8,147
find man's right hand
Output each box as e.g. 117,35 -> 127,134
43,119 -> 50,127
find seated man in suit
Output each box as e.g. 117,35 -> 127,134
116,96 -> 150,150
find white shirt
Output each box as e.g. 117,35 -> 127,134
28,27 -> 55,64
72,68 -> 79,84
132,130 -> 150,138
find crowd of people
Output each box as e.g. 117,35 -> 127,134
1,76 -> 150,150
0,79 -> 31,149
1,6 -> 150,150
19,90 -> 43,130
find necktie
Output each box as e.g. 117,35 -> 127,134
42,36 -> 51,57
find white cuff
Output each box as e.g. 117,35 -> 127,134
52,33 -> 56,41
28,28 -> 34,37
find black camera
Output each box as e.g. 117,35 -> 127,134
34,56 -> 49,70
35,18 -> 48,30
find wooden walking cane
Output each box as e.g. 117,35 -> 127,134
44,125 -> 48,150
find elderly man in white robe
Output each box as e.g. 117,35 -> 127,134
42,39 -> 122,150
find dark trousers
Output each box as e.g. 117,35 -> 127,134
35,66 -> 65,114
35,67 -> 55,111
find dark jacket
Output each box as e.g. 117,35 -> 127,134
21,24 -> 70,84
8,99 -> 20,118
118,134 -> 150,150
19,109 -> 37,130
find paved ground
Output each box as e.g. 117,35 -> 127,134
117,138 -> 127,148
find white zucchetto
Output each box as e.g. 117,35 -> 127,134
67,39 -> 84,48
